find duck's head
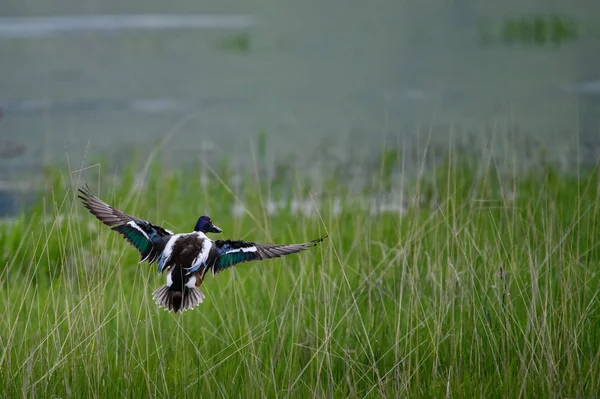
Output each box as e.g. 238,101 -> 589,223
194,216 -> 222,234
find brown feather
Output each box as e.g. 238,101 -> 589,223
77,184 -> 136,227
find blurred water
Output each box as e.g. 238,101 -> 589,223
0,0 -> 599,195
0,14 -> 255,37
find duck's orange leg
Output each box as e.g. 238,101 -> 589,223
195,272 -> 204,288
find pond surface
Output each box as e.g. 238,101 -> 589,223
0,0 -> 599,199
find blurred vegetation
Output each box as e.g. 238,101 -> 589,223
217,32 -> 252,53
480,14 -> 578,46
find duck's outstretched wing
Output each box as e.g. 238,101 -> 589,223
209,235 -> 327,274
78,184 -> 173,264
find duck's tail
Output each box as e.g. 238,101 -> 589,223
152,285 -> 204,313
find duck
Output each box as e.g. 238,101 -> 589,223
77,185 -> 326,313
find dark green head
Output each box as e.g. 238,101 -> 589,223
194,216 -> 222,234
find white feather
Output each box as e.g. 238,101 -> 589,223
158,234 -> 180,272
166,271 -> 173,287
186,275 -> 197,288
127,221 -> 150,240
191,238 -> 213,268
226,246 -> 257,254
162,235 -> 179,259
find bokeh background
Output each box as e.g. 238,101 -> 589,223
1,0 -> 599,215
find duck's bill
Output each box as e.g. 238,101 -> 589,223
210,223 -> 223,233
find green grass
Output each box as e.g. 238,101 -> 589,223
1,154 -> 599,398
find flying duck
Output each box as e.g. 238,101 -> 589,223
77,185 -> 326,313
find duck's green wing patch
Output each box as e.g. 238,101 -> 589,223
211,236 -> 327,274
78,184 -> 172,264
215,246 -> 259,271
110,220 -> 171,263
113,223 -> 153,259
